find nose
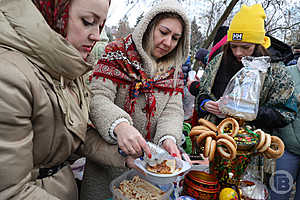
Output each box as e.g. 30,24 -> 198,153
163,36 -> 172,47
234,47 -> 244,57
233,47 -> 245,61
89,27 -> 101,42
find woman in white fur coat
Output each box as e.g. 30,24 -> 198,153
81,0 -> 191,198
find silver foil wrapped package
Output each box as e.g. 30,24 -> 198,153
219,56 -> 270,121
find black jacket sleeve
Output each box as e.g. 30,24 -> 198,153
251,106 -> 287,129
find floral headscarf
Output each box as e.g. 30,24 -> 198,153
32,0 -> 70,37
32,0 -> 111,38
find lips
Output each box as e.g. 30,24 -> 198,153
158,47 -> 169,55
82,45 -> 93,52
159,47 -> 168,52
236,56 -> 243,61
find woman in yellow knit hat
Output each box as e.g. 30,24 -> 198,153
187,5 -> 297,196
190,3 -> 295,129
188,3 -> 295,143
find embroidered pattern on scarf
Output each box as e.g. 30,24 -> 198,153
32,0 -> 70,37
91,34 -> 184,140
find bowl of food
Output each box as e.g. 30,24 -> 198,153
134,156 -> 191,184
110,169 -> 173,200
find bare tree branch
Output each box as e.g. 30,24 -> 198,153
267,22 -> 300,34
202,0 -> 240,49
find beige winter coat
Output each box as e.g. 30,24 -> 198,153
81,0 -> 190,200
90,0 -> 191,145
0,1 -> 124,199
81,1 -> 191,199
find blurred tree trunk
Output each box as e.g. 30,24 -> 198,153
202,0 -> 239,49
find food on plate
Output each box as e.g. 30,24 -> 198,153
115,176 -> 165,200
217,117 -> 239,137
146,159 -> 178,174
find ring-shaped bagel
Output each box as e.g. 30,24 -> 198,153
192,125 -> 211,131
254,129 -> 266,150
265,136 -> 285,159
204,136 -> 212,157
217,118 -> 239,137
217,138 -> 237,160
198,118 -> 218,132
216,134 -> 237,149
196,131 -> 216,147
209,140 -> 217,162
190,129 -> 207,137
258,133 -> 271,153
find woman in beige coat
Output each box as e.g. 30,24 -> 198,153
82,0 -> 191,198
0,0 -> 123,199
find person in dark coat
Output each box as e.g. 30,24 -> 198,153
266,34 -> 294,66
194,48 -> 209,71
182,56 -> 192,86
287,43 -> 300,66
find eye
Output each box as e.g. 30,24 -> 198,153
160,30 -> 167,35
242,46 -> 250,50
82,18 -> 93,26
172,36 -> 180,41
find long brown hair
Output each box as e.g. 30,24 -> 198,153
142,12 -> 185,75
222,42 -> 271,66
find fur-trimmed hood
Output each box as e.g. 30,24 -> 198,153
132,0 -> 191,76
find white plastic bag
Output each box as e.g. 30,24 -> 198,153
219,56 -> 270,121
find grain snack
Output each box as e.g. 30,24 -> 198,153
146,159 -> 177,174
115,176 -> 165,200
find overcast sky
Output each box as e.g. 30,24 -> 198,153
105,0 -> 299,27
106,0 -> 151,27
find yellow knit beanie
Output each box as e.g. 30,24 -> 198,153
227,4 -> 271,49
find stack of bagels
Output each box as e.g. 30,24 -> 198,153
189,117 -> 285,161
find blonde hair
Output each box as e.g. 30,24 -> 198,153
142,13 -> 185,79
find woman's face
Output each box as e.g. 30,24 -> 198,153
66,0 -> 109,59
230,42 -> 256,62
151,17 -> 183,59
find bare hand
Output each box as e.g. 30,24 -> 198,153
162,138 -> 182,159
203,100 -> 223,115
114,122 -> 151,158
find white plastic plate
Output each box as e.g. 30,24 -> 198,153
134,157 -> 191,184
